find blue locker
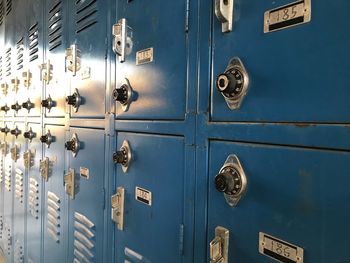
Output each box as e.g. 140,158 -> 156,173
66,127 -> 106,262
114,132 -> 194,262
66,0 -> 107,118
210,0 -> 350,123
206,141 -> 350,262
11,121 -> 26,263
114,0 -> 188,120
25,122 -> 42,263
42,124 -> 68,263
43,0 -> 68,118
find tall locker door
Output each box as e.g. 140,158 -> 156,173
210,0 -> 350,122
0,0 -> 4,109
11,122 -> 26,263
42,125 -> 68,263
114,133 -> 187,262
66,128 -> 106,262
25,0 -> 43,117
43,0 -> 68,118
66,0 -> 107,118
114,0 -> 188,120
2,121 -> 15,261
206,141 -> 350,262
25,123 -> 43,263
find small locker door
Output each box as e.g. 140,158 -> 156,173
25,0 -> 43,117
210,0 -> 350,122
11,122 -> 26,263
207,141 -> 350,262
66,0 -> 107,118
114,0 -> 188,120
66,128 -> 106,262
25,123 -> 43,263
114,133 -> 186,262
43,0 -> 68,117
42,124 -> 68,263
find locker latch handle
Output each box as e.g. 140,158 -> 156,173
65,45 -> 81,76
111,187 -> 125,230
215,0 -> 234,33
112,18 -> 133,63
210,226 -> 229,263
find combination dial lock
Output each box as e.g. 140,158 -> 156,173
10,127 -> 21,138
41,95 -> 55,112
23,127 -> 36,141
65,133 -> 80,157
1,126 -> 10,135
113,140 -> 132,173
66,89 -> 81,112
40,130 -> 53,148
1,105 -> 9,113
11,102 -> 21,113
215,154 -> 247,206
22,99 -> 34,112
216,57 -> 249,110
113,78 -> 134,112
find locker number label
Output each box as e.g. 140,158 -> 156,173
259,232 -> 304,263
136,48 -> 154,65
264,0 -> 311,33
135,187 -> 152,206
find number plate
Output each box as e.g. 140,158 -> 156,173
136,48 -> 154,65
264,0 -> 311,33
259,232 -> 304,263
135,187 -> 152,206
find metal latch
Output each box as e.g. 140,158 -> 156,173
11,77 -> 20,93
10,145 -> 20,162
111,187 -> 125,230
22,70 -> 32,88
1,83 -> 8,95
23,150 -> 35,169
1,142 -> 9,155
39,157 -> 50,181
64,168 -> 79,199
65,44 -> 81,76
39,60 -> 53,84
113,140 -> 132,173
210,226 -> 229,263
112,18 -> 133,63
215,0 -> 234,33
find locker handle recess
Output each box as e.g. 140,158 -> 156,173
215,0 -> 234,33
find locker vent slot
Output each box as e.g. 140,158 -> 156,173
0,157 -> 3,183
14,239 -> 24,263
48,0 -> 63,51
28,23 -> 39,62
4,224 -> 11,256
15,169 -> 23,203
5,47 -> 11,76
28,177 -> 39,219
47,191 -> 61,243
0,56 -> 3,81
0,1 -> 4,26
0,216 -> 3,239
5,0 -> 10,16
16,37 -> 24,70
4,164 -> 11,191
73,212 -> 95,261
75,0 -> 98,33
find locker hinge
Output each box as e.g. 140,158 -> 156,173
105,113 -> 115,136
102,187 -> 106,210
179,224 -> 184,255
185,0 -> 190,32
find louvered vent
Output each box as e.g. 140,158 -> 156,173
47,192 -> 61,243
5,48 -> 11,76
4,164 -> 11,191
14,239 -> 24,263
15,169 -> 24,203
5,0 -> 10,16
28,23 -> 39,62
16,38 -> 24,70
75,0 -> 97,33
73,212 -> 95,262
29,177 -> 40,219
0,1 -> 4,26
48,0 -> 62,51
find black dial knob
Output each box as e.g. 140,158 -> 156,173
113,148 -> 128,165
65,140 -> 76,152
41,96 -> 54,111
23,128 -> 35,140
11,102 -> 21,112
40,135 -> 48,143
0,126 -> 10,134
66,94 -> 77,106
10,127 -> 21,138
40,130 -> 53,147
216,68 -> 244,99
22,100 -> 34,112
1,105 -> 9,113
113,85 -> 128,105
215,166 -> 242,195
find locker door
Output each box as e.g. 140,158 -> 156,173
66,0 -> 107,118
207,141 -> 350,262
210,0 -> 350,122
43,0 -> 68,118
114,133 -> 186,262
25,123 -> 43,263
66,128 -> 106,262
11,122 -> 26,263
25,0 -> 43,117
0,124 -> 4,252
114,0 -> 188,120
42,124 -> 68,263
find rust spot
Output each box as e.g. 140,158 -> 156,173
295,123 -> 312,128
